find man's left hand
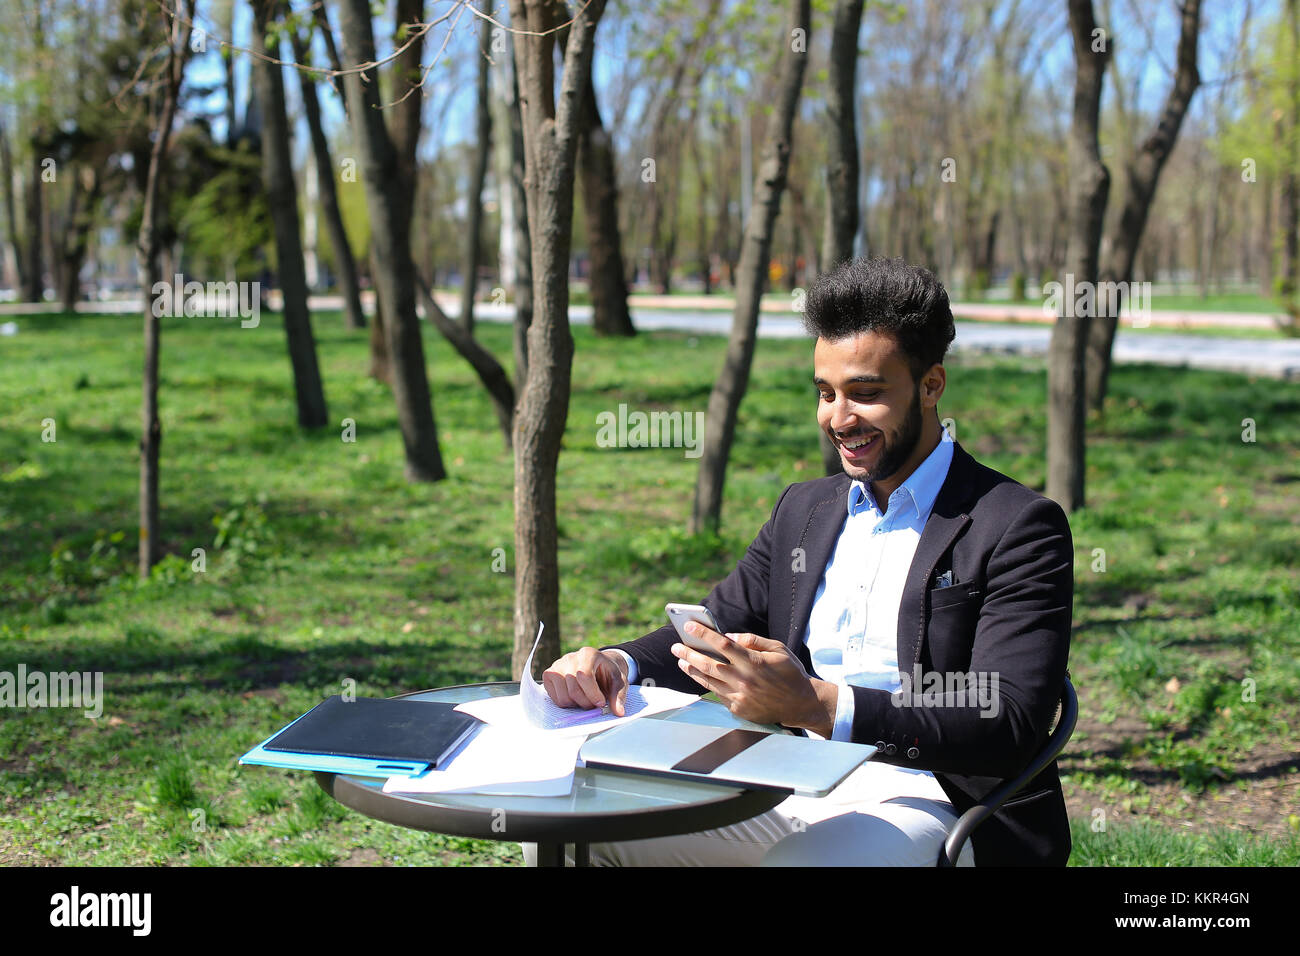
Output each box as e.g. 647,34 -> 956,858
671,623 -> 838,737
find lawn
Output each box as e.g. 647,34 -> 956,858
1,308 -> 1297,865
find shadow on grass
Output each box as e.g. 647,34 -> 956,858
0,629 -> 508,688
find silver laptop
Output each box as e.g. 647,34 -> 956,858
579,719 -> 876,797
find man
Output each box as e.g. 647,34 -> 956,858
541,256 -> 1074,866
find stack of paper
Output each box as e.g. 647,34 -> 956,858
386,623 -> 699,796
382,726 -> 583,796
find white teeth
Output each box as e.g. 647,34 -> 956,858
843,435 -> 875,449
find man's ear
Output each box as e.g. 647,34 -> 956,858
920,363 -> 946,408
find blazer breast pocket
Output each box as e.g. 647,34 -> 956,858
928,584 -> 981,612
925,586 -> 981,657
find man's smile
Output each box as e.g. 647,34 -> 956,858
837,432 -> 880,462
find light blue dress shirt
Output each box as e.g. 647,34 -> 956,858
808,428 -> 954,745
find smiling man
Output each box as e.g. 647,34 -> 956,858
540,256 -> 1075,866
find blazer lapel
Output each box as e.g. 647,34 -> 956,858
895,441 -> 978,674
785,475 -> 852,667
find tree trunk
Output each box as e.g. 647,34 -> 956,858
24,139 -> 44,303
253,0 -> 329,430
1280,0 -> 1300,316
693,128 -> 713,295
1049,0 -> 1111,513
491,38 -> 533,384
218,0 -> 237,146
1085,0 -> 1201,411
579,77 -> 635,336
60,166 -> 100,313
338,0 -> 445,482
0,119 -> 24,293
500,43 -> 533,386
368,259 -> 392,384
508,0 -> 608,679
290,25 -> 366,331
819,0 -> 864,477
138,2 -> 195,577
821,0 -> 863,273
692,0 -> 811,534
460,1 -> 493,335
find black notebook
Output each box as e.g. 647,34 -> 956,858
263,695 -> 480,769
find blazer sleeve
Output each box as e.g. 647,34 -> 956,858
603,484 -> 794,695
846,495 -> 1074,778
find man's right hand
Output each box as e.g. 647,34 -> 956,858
542,647 -> 629,716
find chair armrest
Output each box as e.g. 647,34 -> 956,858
937,676 -> 1078,866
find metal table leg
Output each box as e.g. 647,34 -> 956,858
534,842 -> 564,867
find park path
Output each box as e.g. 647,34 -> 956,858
467,300 -> 1300,381
2,294 -> 1296,379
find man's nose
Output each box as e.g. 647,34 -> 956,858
827,395 -> 857,433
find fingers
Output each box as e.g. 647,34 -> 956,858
542,670 -> 574,708
675,653 -> 719,694
543,649 -> 623,710
682,621 -> 738,661
729,632 -> 783,653
572,669 -> 606,709
603,666 -> 628,717
671,641 -> 724,693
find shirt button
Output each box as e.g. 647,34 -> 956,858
906,746 -> 920,760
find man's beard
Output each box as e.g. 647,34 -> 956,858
857,384 -> 924,483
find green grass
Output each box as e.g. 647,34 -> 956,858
1,308 -> 1297,865
1069,818 -> 1300,866
964,290 -> 1285,314
957,317 -> 1289,340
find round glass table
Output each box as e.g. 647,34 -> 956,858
314,682 -> 790,866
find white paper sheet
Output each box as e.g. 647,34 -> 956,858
456,622 -> 700,738
382,724 -> 582,796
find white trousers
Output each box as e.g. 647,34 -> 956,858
522,760 -> 976,867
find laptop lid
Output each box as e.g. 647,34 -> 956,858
579,719 -> 876,797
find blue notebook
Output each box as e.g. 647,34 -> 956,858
239,695 -> 480,778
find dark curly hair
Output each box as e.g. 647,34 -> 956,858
802,257 -> 956,383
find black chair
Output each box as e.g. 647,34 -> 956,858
936,675 -> 1078,866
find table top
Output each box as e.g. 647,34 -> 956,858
315,682 -> 791,845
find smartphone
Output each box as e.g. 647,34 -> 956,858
665,603 -> 729,662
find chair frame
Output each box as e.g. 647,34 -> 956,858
936,675 -> 1078,866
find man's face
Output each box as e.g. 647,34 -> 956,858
814,331 -> 931,484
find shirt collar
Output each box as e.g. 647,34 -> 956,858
847,428 -> 955,521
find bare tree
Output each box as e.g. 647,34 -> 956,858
1085,0 -> 1202,411
577,71 -> 635,336
691,0 -> 811,533
822,0 -> 864,272
1048,0 -> 1111,512
138,0 -> 197,576
1280,0 -> 1300,319
459,0 -> 493,335
818,0 -> 865,476
508,0 -> 608,677
252,0 -> 329,430
337,0 -> 447,482
24,128 -> 44,303
490,36 -> 534,383
289,20 -> 366,331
